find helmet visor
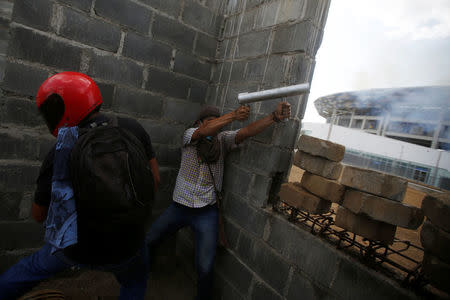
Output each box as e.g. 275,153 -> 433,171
38,94 -> 65,133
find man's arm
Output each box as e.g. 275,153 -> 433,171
235,102 -> 291,144
191,106 -> 250,141
32,203 -> 48,223
149,157 -> 160,191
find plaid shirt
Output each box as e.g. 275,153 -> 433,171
173,128 -> 239,208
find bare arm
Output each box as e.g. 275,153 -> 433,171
32,203 -> 48,223
191,106 -> 250,141
235,102 -> 291,144
149,158 -> 161,192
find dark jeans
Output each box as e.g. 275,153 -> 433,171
0,243 -> 149,300
146,202 -> 218,300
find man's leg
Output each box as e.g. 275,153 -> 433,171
0,243 -> 73,300
145,202 -> 190,268
190,205 -> 218,300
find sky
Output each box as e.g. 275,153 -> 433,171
303,0 -> 450,123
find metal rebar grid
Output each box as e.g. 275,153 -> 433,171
272,200 -> 427,289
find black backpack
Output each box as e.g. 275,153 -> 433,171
65,117 -> 154,265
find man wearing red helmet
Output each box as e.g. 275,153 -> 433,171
0,72 -> 160,300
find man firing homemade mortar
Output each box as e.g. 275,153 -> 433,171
145,83 -> 309,300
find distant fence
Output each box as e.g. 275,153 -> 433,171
343,149 -> 450,191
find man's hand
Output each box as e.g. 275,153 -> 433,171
274,101 -> 291,121
233,105 -> 250,121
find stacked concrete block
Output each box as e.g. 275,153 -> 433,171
420,192 -> 450,293
337,165 -> 414,245
279,135 -> 346,214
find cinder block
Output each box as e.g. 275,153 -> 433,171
422,253 -> 450,294
59,0 -> 92,12
0,191 -> 23,220
0,129 -> 40,160
340,165 -> 407,202
421,191 -> 450,232
188,79 -> 208,103
241,142 -> 291,175
223,192 -> 268,238
236,231 -> 290,294
287,271 -> 323,300
272,119 -> 301,150
163,99 -> 201,124
272,21 -> 313,54
2,62 -> 49,97
174,51 -> 211,81
96,82 -> 115,109
122,32 -> 172,67
182,0 -> 222,36
300,172 -> 345,204
342,189 -> 424,229
113,87 -> 163,118
335,206 -> 396,245
266,214 -> 340,287
0,221 -> 44,250
59,7 -> 121,52
421,220 -> 450,264
215,249 -> 254,296
8,26 -> 83,70
288,53 -> 311,85
152,14 -> 195,51
293,151 -> 342,180
12,0 -> 52,31
297,134 -> 345,162
95,0 -> 151,33
0,161 -> 40,191
146,67 -> 190,99
88,53 -> 143,88
0,97 -> 43,127
194,32 -> 217,58
146,0 -> 181,17
235,30 -> 271,58
250,280 -> 283,300
138,119 -> 184,145
279,183 -> 331,214
263,55 -> 288,86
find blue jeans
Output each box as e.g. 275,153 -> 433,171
0,242 -> 149,300
146,202 -> 218,300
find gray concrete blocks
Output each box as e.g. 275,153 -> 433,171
272,21 -> 312,54
145,0 -> 181,18
173,52 -> 211,81
300,171 -> 345,204
8,26 -> 83,71
0,221 -> 44,250
12,0 -> 52,31
152,14 -> 196,51
0,129 -> 40,160
342,189 -> 424,229
335,206 -> 396,245
293,150 -> 342,180
182,0 -> 222,36
223,192 -> 268,238
235,30 -> 271,58
340,165 -> 407,202
88,53 -> 143,88
215,249 -> 254,296
250,280 -> 282,300
0,97 -> 42,127
146,67 -> 191,99
114,87 -> 163,118
297,134 -> 345,162
279,182 -> 331,214
95,0 -> 151,34
0,160 -> 40,191
59,6 -> 121,52
421,191 -> 450,232
2,61 -> 49,97
420,220 -> 450,264
122,32 -> 172,67
162,99 -> 201,124
58,0 -> 92,12
194,32 -> 218,58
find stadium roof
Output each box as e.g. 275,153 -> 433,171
314,86 -> 450,118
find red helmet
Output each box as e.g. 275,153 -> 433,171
36,72 -> 102,136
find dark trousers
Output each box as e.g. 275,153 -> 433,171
146,202 -> 218,300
